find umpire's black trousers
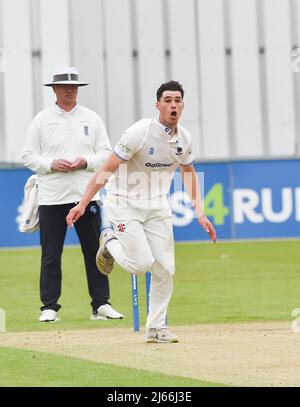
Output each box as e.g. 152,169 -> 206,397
39,202 -> 109,312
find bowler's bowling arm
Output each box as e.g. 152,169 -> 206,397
66,153 -> 124,226
80,152 -> 123,208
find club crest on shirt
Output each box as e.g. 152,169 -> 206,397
175,147 -> 183,155
118,223 -> 126,232
84,125 -> 89,136
149,147 -> 154,155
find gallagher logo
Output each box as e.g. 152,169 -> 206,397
145,162 -> 173,168
118,223 -> 126,232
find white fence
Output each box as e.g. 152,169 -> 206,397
0,0 -> 299,162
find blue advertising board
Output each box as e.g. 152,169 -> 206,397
170,162 -> 231,241
0,159 -> 299,247
0,168 -> 80,247
230,160 -> 300,239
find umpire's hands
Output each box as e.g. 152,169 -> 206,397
51,159 -> 73,172
66,203 -> 86,227
198,214 -> 217,243
70,157 -> 87,171
51,158 -> 87,172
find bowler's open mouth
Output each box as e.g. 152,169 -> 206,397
171,111 -> 177,118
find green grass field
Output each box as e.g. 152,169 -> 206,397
0,347 -> 222,387
0,239 -> 299,386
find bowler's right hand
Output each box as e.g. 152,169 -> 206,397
66,204 -> 85,227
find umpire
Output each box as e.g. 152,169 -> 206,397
22,67 -> 124,322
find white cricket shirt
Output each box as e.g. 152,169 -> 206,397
22,104 -> 111,205
105,117 -> 194,199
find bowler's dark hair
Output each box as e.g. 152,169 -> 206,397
156,80 -> 184,101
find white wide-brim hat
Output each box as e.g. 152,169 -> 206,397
44,66 -> 89,87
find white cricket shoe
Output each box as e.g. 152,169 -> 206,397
145,327 -> 179,343
96,228 -> 116,276
90,304 -> 124,320
39,309 -> 59,322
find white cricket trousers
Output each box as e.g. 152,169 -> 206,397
105,194 -> 175,329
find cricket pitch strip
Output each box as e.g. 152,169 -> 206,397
0,321 -> 299,387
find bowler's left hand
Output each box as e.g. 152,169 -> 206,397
198,215 -> 217,243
